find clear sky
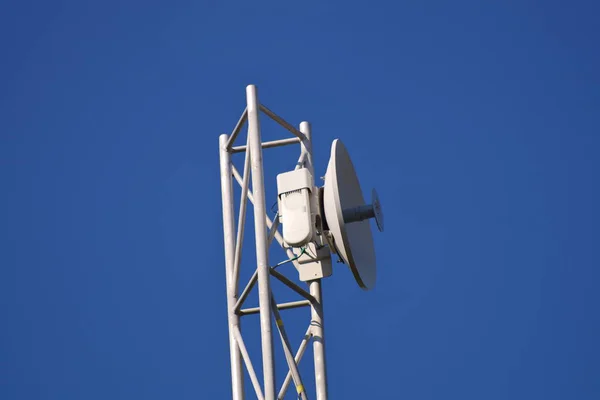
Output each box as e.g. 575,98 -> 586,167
1,1 -> 599,399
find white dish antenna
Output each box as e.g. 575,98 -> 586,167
322,139 -> 384,290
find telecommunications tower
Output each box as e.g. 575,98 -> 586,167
219,85 -> 383,400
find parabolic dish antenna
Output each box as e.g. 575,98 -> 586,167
323,139 -> 383,290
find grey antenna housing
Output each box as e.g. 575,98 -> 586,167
322,139 -> 383,290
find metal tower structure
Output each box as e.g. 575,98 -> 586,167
219,85 -> 330,400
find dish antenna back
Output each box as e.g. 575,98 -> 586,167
218,85 -> 384,400
323,139 -> 384,290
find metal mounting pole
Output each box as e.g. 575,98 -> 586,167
301,121 -> 329,399
246,84 -> 277,400
219,134 -> 244,400
309,280 -> 328,399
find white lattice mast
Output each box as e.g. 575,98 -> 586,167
219,85 -> 330,400
218,85 -> 383,400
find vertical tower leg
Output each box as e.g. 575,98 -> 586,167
300,121 -> 329,400
246,84 -> 277,400
309,280 -> 328,399
219,134 -> 245,400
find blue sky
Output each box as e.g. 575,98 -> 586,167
1,1 -> 599,399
